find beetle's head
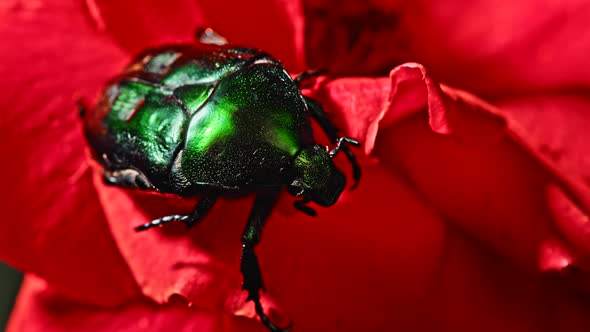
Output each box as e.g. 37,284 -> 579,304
288,145 -> 346,216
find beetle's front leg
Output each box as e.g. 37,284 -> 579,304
303,96 -> 361,188
134,195 -> 218,232
241,188 -> 292,332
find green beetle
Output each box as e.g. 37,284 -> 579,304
81,29 -> 360,332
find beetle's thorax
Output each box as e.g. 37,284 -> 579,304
288,145 -> 346,207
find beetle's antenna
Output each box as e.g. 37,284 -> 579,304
328,137 -> 360,158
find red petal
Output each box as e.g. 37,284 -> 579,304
92,65 -> 590,329
314,64 -> 590,329
416,231 -> 590,331
7,275 -> 264,332
497,95 -> 590,266
197,0 -> 306,71
304,0 -> 590,95
85,156 -> 451,329
93,0 -> 305,71
6,1 -> 590,329
497,95 -> 590,202
324,63 -> 590,281
0,1 -> 138,305
91,0 -> 205,54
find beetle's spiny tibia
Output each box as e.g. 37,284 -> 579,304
134,215 -> 189,232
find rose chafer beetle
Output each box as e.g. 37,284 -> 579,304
80,29 -> 360,332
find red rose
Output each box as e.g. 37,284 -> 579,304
2,0 -> 590,331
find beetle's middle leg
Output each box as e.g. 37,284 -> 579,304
134,195 -> 218,232
303,96 -> 361,188
241,188 -> 292,332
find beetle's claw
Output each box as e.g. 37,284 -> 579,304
344,137 -> 360,146
328,137 -> 362,189
253,298 -> 293,332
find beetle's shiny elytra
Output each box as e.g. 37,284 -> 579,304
81,30 -> 360,332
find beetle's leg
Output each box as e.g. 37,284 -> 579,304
134,195 -> 218,232
241,188 -> 292,332
293,196 -> 317,216
294,69 -> 327,88
328,137 -> 361,158
303,96 -> 362,188
103,169 -> 156,191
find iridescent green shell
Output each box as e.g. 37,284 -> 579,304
84,44 -> 314,194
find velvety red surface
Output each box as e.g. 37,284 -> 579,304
2,0 -> 590,331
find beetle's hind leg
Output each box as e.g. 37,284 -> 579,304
134,195 -> 218,232
241,188 -> 292,332
303,96 -> 362,188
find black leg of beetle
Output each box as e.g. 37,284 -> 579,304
134,195 -> 218,232
328,137 -> 360,158
294,196 -> 317,216
303,96 -> 362,188
241,188 -> 292,332
294,69 -> 326,88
